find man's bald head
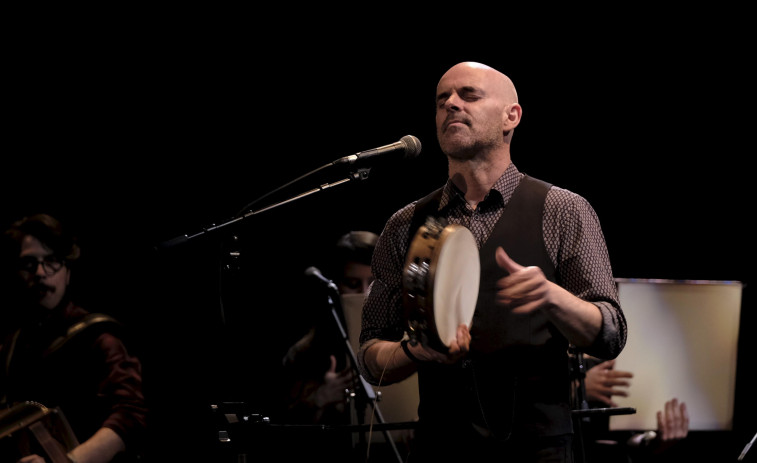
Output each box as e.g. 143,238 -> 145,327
438,62 -> 518,105
436,62 -> 522,163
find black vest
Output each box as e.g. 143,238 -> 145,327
409,175 -> 572,439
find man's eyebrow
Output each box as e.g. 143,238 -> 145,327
436,85 -> 482,102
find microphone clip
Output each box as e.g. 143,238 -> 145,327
348,167 -> 372,182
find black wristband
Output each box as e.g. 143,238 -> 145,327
401,339 -> 423,363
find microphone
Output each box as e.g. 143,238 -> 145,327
333,135 -> 422,165
304,266 -> 339,291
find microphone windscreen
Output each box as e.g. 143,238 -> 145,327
401,135 -> 422,158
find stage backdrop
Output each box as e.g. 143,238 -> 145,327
610,278 -> 743,431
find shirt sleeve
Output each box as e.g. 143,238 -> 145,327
95,332 -> 148,448
544,187 -> 627,359
356,203 -> 415,384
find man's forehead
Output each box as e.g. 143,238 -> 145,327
438,66 -> 492,91
438,65 -> 515,102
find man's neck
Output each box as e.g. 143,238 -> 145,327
449,156 -> 511,207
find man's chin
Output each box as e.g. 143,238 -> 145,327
39,298 -> 60,310
440,136 -> 476,159
30,287 -> 59,310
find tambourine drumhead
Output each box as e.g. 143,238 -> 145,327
403,221 -> 479,349
433,226 -> 479,346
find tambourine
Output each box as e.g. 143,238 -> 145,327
402,217 -> 479,352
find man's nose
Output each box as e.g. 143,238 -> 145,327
444,93 -> 463,110
34,261 -> 47,277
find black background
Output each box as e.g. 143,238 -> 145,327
3,12 -> 755,462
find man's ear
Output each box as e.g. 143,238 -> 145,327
503,103 -> 522,133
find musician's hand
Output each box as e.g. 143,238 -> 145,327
314,355 -> 354,408
448,323 -> 471,356
584,359 -> 633,407
407,324 -> 470,364
657,398 -> 689,442
18,454 -> 45,463
628,398 -> 689,452
495,247 -> 551,314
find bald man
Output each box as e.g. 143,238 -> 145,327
356,62 -> 627,462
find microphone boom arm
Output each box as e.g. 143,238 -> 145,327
155,167 -> 372,250
243,167 -> 371,218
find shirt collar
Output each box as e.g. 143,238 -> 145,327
437,163 -> 524,213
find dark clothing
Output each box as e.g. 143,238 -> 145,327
275,304 -> 356,462
357,164 -> 626,462
408,429 -> 575,463
0,301 -> 147,461
280,324 -> 352,425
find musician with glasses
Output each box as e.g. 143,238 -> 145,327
0,213 -> 147,463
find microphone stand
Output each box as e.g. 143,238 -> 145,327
569,346 -> 590,463
569,346 -> 636,463
155,167 -> 372,250
738,430 -> 756,461
318,279 -> 404,463
152,158 -> 398,460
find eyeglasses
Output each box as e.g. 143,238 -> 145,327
17,255 -> 66,276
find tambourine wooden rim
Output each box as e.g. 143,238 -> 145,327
402,219 -> 479,351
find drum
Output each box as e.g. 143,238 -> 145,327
402,217 -> 479,351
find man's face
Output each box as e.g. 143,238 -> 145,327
17,235 -> 70,310
435,64 -> 510,160
338,262 -> 374,295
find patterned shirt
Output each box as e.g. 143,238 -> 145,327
357,163 -> 627,384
